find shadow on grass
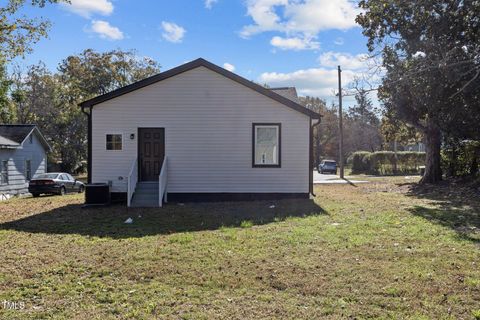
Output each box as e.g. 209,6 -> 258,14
342,178 -> 358,187
0,199 -> 326,239
403,182 -> 480,244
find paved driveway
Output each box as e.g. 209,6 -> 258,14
313,171 -> 369,184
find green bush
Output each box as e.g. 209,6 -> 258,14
348,151 -> 425,175
442,140 -> 480,177
348,151 -> 371,174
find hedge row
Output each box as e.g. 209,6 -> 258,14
348,151 -> 426,175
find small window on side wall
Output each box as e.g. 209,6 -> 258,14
1,160 -> 8,185
106,134 -> 122,151
25,160 -> 31,181
253,123 -> 281,168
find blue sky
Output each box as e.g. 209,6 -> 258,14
16,0 -> 373,107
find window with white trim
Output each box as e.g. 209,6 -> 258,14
1,160 -> 8,185
106,134 -> 122,150
253,124 -> 281,167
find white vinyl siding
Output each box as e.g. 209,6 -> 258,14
91,66 -> 310,193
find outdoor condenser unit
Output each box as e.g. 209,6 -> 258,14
84,183 -> 111,206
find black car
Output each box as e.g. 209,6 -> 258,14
28,173 -> 85,197
318,160 -> 338,174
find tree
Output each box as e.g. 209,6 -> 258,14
1,0 -> 67,60
9,49 -> 161,172
56,49 -> 160,171
347,89 -> 382,152
301,96 -> 346,165
58,49 -> 161,101
356,0 -> 480,183
349,89 -> 377,126
0,0 -> 67,126
0,60 -> 15,123
301,96 -> 326,165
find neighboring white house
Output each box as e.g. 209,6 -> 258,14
80,58 -> 321,207
0,125 -> 51,200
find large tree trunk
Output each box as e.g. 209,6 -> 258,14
420,121 -> 442,184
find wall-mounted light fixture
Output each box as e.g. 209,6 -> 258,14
130,133 -> 135,140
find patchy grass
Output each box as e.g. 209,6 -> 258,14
0,178 -> 479,319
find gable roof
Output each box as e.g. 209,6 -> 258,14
269,87 -> 301,104
0,125 -> 51,151
79,58 -> 321,119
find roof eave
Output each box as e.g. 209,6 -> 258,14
79,58 -> 322,119
18,127 -> 52,152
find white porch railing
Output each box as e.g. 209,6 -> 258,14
158,156 -> 168,207
127,157 -> 138,207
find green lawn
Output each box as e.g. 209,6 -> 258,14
0,178 -> 479,319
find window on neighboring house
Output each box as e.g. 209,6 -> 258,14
1,160 -> 8,185
106,134 -> 122,150
25,160 -> 32,181
29,134 -> 33,144
252,123 -> 281,167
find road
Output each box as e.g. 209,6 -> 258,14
313,171 -> 369,184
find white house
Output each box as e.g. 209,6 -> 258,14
80,58 -> 320,207
0,125 -> 51,200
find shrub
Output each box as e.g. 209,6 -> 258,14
348,151 -> 371,174
442,140 -> 480,177
348,151 -> 425,175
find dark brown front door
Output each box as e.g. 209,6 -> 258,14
138,128 -> 165,181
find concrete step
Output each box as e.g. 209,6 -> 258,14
136,183 -> 159,190
130,199 -> 159,207
130,182 -> 162,207
134,188 -> 158,195
132,193 -> 159,201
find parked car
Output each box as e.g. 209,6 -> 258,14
318,160 -> 338,174
28,173 -> 85,197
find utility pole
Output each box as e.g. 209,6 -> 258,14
338,65 -> 344,179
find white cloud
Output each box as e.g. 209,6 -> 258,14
223,63 -> 235,72
63,0 -> 113,18
161,21 -> 186,43
240,0 -> 361,39
270,36 -> 319,50
91,20 -> 124,40
205,0 -> 218,9
318,51 -> 368,70
259,51 -> 382,107
260,67 -> 356,98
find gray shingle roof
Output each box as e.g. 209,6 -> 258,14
0,124 -> 36,147
269,87 -> 301,104
0,124 -> 51,151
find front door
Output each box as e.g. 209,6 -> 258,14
138,128 -> 165,181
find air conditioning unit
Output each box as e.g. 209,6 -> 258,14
84,183 -> 111,206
